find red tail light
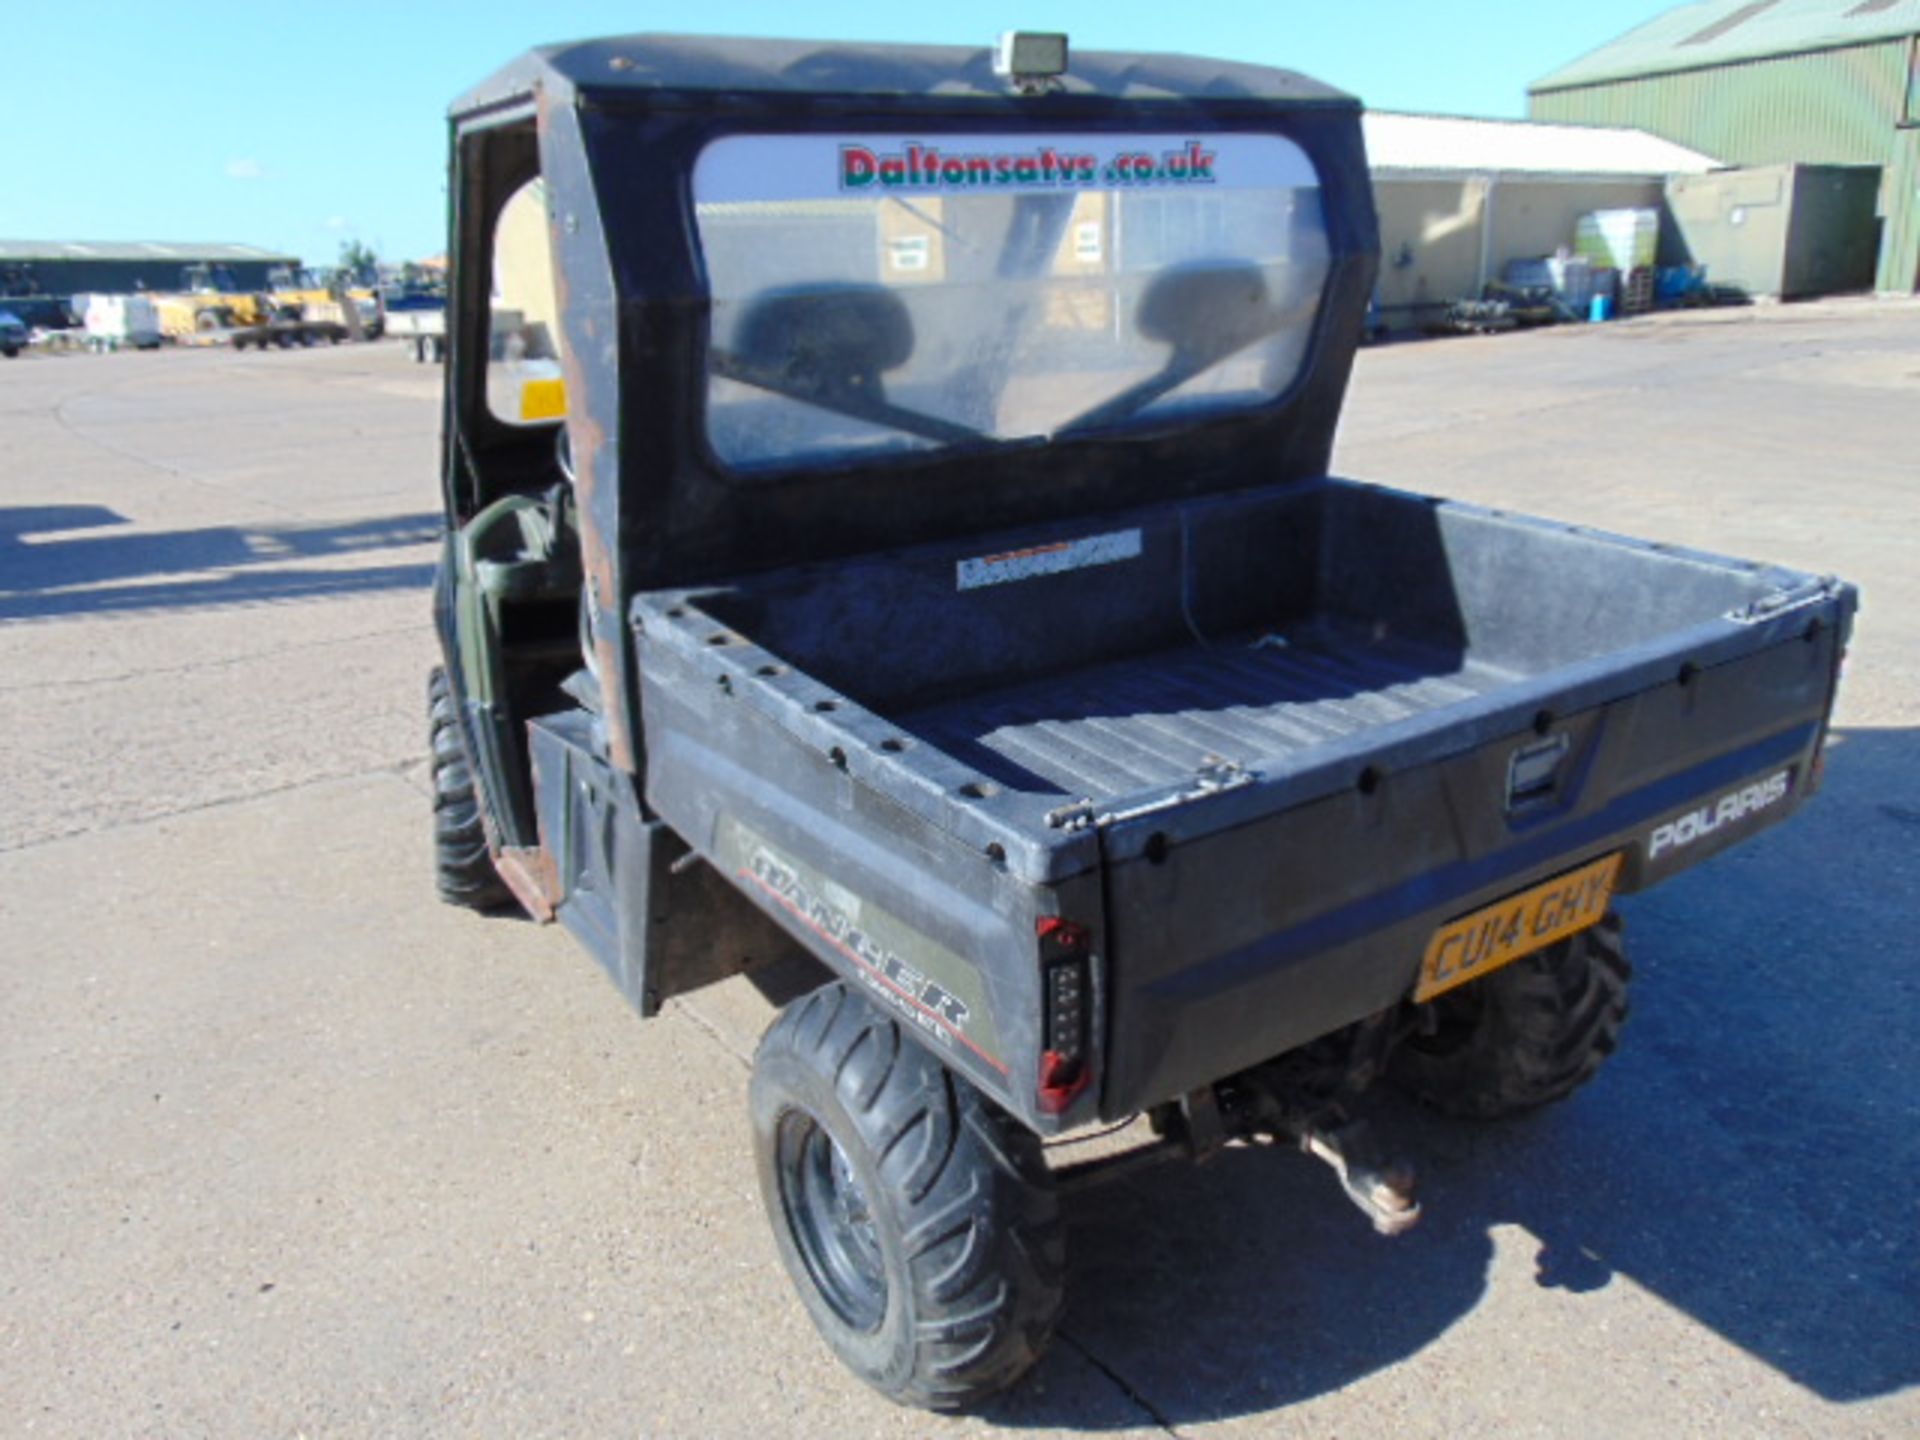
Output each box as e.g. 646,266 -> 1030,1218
1037,916 -> 1092,1114
1037,1050 -> 1090,1114
1036,916 -> 1087,950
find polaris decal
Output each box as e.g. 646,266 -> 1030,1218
1648,770 -> 1793,859
957,528 -> 1142,590
717,818 -> 1006,1072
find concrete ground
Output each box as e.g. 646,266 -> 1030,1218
2,302 -> 1915,1438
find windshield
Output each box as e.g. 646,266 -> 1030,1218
692,132 -> 1331,472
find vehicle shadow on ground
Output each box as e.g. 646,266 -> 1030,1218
984,724 -> 1919,1430
0,504 -> 440,621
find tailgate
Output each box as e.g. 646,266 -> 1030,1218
1094,596 -> 1849,1117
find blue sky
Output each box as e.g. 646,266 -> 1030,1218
4,2 -> 1674,264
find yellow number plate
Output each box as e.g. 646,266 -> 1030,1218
1416,852 -> 1624,1004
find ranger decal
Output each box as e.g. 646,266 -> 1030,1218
717,818 -> 1007,1073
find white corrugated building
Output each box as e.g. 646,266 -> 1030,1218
1361,112 -> 1722,329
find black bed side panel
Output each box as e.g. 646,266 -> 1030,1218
630,641 -> 1114,1133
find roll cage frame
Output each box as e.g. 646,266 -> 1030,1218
440,37 -> 1380,790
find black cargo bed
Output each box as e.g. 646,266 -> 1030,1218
904,624 -> 1514,800
634,477 -> 1852,1118
655,477 -> 1834,859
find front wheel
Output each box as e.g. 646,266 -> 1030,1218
750,982 -> 1065,1411
428,666 -> 512,910
1390,911 -> 1630,1119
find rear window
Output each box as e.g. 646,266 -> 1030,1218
691,132 -> 1330,472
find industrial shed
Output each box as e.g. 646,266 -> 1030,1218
0,240 -> 297,298
1529,0 -> 1920,293
1362,111 -> 1721,330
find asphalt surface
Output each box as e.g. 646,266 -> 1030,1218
2,304 -> 1916,1438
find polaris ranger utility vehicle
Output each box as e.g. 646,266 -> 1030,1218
432,33 -> 1855,1410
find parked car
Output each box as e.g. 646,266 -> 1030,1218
0,308 -> 26,357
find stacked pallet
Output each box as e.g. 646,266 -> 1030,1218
1622,267 -> 1655,316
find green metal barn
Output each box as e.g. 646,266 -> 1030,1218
0,240 -> 298,300
1529,0 -> 1920,293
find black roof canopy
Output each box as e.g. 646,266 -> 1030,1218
445,29 -> 1378,577
451,33 -> 1355,119
443,31 -> 1378,776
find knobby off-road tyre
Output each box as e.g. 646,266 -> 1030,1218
1391,911 -> 1630,1119
427,666 -> 512,911
750,982 -> 1066,1411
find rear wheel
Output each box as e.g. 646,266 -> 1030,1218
751,982 -> 1065,1410
428,666 -> 512,910
1390,912 -> 1630,1119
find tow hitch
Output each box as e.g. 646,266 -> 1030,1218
1292,1113 -> 1421,1236
1051,1016 -> 1422,1236
1219,1062 -> 1422,1237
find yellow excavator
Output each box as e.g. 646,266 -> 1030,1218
264,265 -> 331,320
151,263 -> 269,336
265,265 -> 381,333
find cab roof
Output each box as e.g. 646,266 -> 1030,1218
451,33 -> 1355,119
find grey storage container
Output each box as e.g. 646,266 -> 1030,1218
1665,163 -> 1881,299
